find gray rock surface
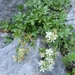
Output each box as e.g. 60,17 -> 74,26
66,0 -> 75,29
0,37 -> 66,75
0,37 -> 6,48
0,0 -> 25,21
71,0 -> 75,7
0,32 -> 8,49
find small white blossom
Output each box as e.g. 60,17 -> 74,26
38,48 -> 56,72
46,32 -> 52,40
38,60 -> 47,72
46,58 -> 54,64
38,60 -> 45,66
40,67 -> 46,72
45,31 -> 58,42
48,65 -> 54,71
46,48 -> 54,56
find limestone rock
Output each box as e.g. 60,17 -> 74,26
0,0 -> 25,21
0,32 -> 7,49
66,0 -> 75,30
0,32 -> 8,38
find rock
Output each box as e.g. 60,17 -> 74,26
67,2 -> 75,20
66,20 -> 75,30
66,0 -> 75,30
71,0 -> 75,6
0,32 -> 8,49
0,32 -> 8,38
0,0 -> 25,21
0,37 -> 6,49
0,37 -> 66,75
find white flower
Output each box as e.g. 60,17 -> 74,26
45,31 -> 58,42
40,67 -> 46,72
38,60 -> 47,72
46,32 -> 52,40
48,65 -> 54,71
50,33 -> 58,42
46,48 -> 54,56
38,48 -> 56,72
38,58 -> 55,72
38,60 -> 45,66
46,58 -> 54,64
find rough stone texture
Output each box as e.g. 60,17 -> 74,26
0,0 -> 25,21
0,32 -> 8,49
0,37 -> 6,49
71,0 -> 75,6
0,37 -> 66,75
66,0 -> 75,29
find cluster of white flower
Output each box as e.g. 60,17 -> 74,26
38,29 -> 58,72
45,48 -> 55,71
38,60 -> 46,72
46,48 -> 54,56
46,31 -> 58,42
38,48 -> 55,72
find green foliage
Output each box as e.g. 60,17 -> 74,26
17,4 -> 24,11
63,52 -> 75,66
4,36 -> 13,45
0,0 -> 71,38
43,0 -> 70,10
67,72 -> 70,75
72,68 -> 75,75
66,68 -> 75,75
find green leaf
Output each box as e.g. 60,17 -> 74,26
30,20 -> 34,25
17,4 -> 24,11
